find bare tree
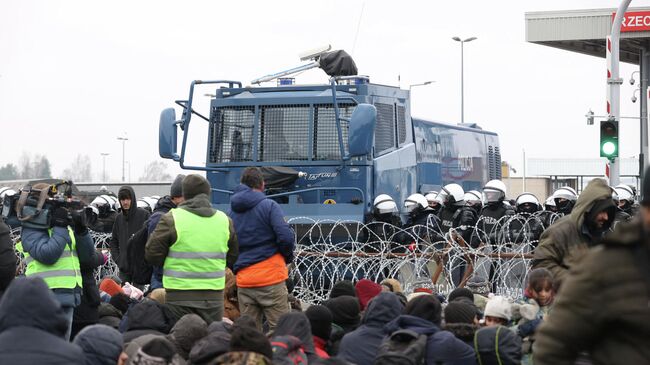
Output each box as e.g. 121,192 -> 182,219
62,154 -> 92,182
18,152 -> 32,179
0,164 -> 19,180
139,161 -> 172,182
15,153 -> 53,179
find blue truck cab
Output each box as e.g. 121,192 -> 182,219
159,76 -> 501,224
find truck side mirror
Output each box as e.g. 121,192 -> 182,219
159,108 -> 179,160
348,104 -> 376,157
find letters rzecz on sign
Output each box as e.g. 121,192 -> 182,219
613,11 -> 650,32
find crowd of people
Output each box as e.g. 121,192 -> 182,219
0,166 -> 649,364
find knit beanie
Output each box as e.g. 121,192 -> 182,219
447,287 -> 474,303
99,278 -> 123,297
138,336 -> 177,363
182,174 -> 211,200
305,305 -> 333,341
73,324 -> 123,365
324,295 -> 361,327
444,301 -> 477,324
170,174 -> 185,198
484,295 -> 512,321
230,325 -> 273,359
355,279 -> 382,311
405,294 -> 442,326
330,280 -> 356,299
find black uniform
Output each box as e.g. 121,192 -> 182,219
477,202 -> 515,246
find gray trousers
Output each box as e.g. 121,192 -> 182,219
238,282 -> 290,332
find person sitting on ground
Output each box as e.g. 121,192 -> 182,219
338,292 -> 403,365
380,278 -> 403,293
355,279 -> 382,312
474,325 -> 522,365
73,324 -> 123,365
443,300 -> 480,347
324,295 -> 361,356
272,312 -> 320,363
329,280 -> 356,299
483,295 -> 512,327
383,294 -> 477,365
305,305 -> 334,359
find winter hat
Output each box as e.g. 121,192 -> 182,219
444,301 -> 477,324
330,280 -> 356,298
128,336 -> 179,365
405,294 -> 443,326
182,174 -> 211,200
170,174 -> 185,198
380,278 -> 403,293
474,325 -> 522,365
466,275 -> 491,296
324,295 -> 361,327
188,331 -> 231,364
484,295 -> 512,321
214,351 -> 273,365
232,315 -> 257,331
73,324 -> 123,365
208,320 -> 233,334
109,293 -> 130,314
305,305 -> 333,340
167,314 -> 208,360
99,278 -> 123,297
230,325 -> 273,359
355,279 -> 382,311
447,287 -> 474,303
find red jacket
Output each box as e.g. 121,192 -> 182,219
313,336 -> 330,359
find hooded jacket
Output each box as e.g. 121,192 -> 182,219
145,193 -> 239,302
229,184 -> 295,273
338,292 -> 403,365
0,277 -> 85,365
532,179 -> 613,285
271,312 -> 319,363
73,324 -> 124,365
0,219 -> 16,300
534,218 -> 650,365
474,325 -> 522,365
166,313 -> 208,360
383,315 -> 477,365
147,195 -> 178,289
98,302 -> 123,329
72,249 -> 106,338
110,186 -> 150,272
123,299 -> 175,344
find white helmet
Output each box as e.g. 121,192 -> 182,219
544,196 -> 556,208
516,193 -> 540,207
0,187 -> 16,200
611,189 -> 619,202
436,183 -> 465,206
137,197 -> 158,212
404,193 -> 428,214
91,195 -> 117,209
483,180 -> 507,203
553,186 -> 577,201
614,184 -> 634,203
424,191 -> 438,204
373,194 -> 398,214
464,190 -> 482,204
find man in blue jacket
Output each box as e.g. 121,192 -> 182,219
19,183 -> 97,340
229,167 -> 295,331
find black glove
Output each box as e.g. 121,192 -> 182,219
71,209 -> 88,235
51,207 -> 71,228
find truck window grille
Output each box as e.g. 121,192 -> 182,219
375,103 -> 395,154
209,106 -> 255,163
259,105 -> 310,162
313,104 -> 354,161
495,146 -> 502,180
488,146 -> 496,181
397,105 -> 406,144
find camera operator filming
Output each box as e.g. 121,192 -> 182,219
14,183 -> 97,341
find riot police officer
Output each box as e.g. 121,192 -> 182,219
509,193 -> 545,245
436,183 -> 466,233
403,193 -> 443,245
611,189 -> 631,226
362,194 -> 403,248
477,180 -> 515,246
553,186 -> 578,216
425,191 -> 442,215
614,184 -> 635,217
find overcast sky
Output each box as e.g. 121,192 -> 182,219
1,0 -> 648,182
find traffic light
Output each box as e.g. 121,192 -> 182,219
600,120 -> 619,158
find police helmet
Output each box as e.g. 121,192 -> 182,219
0,187 -> 16,200
544,196 -> 556,208
435,183 -> 465,206
464,190 -> 482,205
424,191 -> 438,204
483,180 -> 507,204
516,192 -> 540,213
373,194 -> 398,215
553,186 -> 577,201
404,193 -> 428,214
614,184 -> 634,203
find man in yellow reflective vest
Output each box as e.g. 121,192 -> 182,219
146,174 -> 238,323
18,183 -> 97,340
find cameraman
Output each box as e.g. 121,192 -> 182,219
18,183 -> 96,341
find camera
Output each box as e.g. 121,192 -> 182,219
1,182 -> 86,229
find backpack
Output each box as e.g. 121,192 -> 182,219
126,220 -> 153,285
270,335 -> 308,365
375,329 -> 428,365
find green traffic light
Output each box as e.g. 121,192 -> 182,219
602,141 -> 617,156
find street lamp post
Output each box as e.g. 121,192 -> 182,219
117,136 -> 128,182
409,81 -> 436,91
100,153 -> 109,182
452,36 -> 477,124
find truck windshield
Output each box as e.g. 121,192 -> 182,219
208,103 -> 354,163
